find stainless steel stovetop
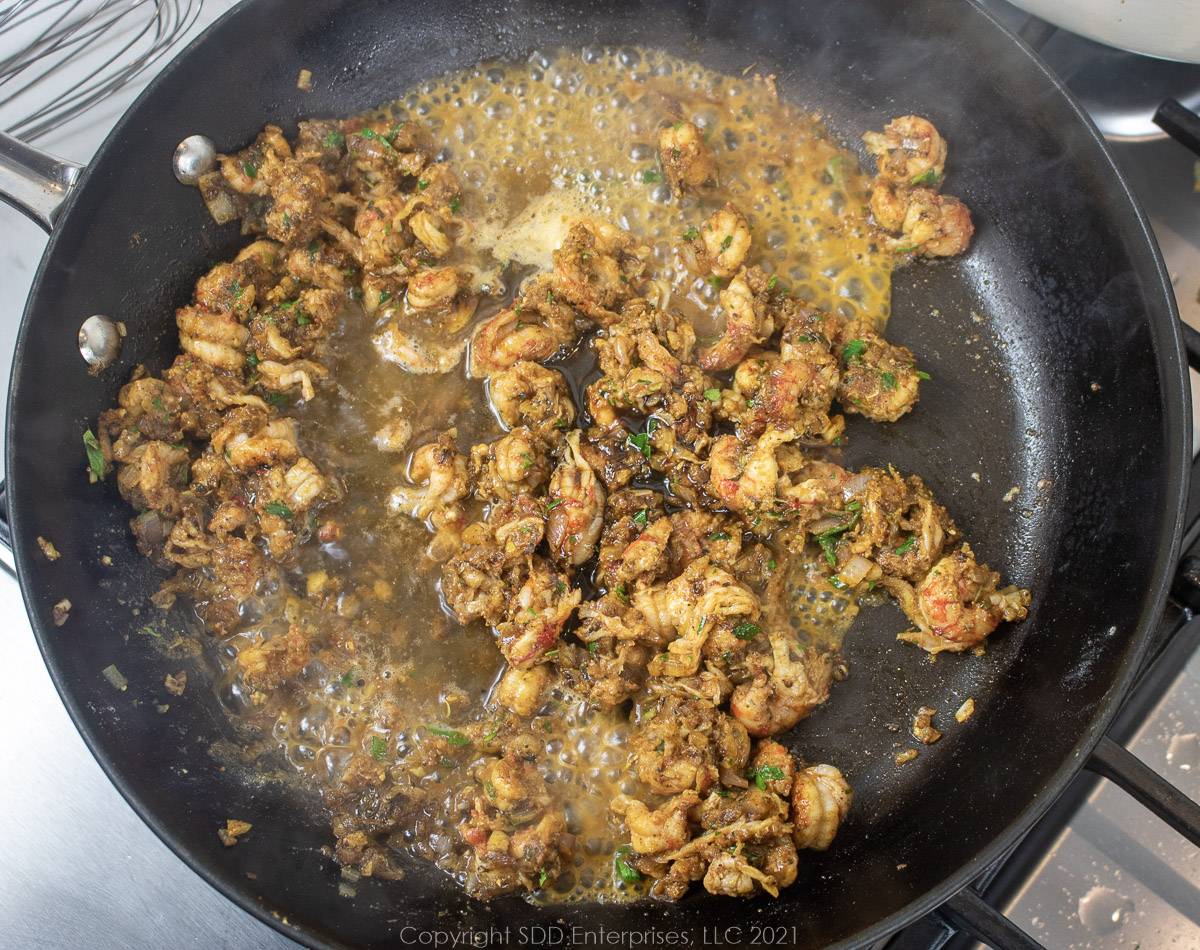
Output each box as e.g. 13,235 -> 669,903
1,2 -> 1198,948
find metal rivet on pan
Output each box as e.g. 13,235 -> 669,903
172,134 -> 216,185
79,315 -> 122,370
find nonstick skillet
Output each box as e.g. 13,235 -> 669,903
0,1 -> 1195,947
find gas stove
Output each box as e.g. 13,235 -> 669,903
1,3 -> 1198,948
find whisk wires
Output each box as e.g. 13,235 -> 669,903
0,0 -> 203,141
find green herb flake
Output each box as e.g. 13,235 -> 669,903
750,764 -> 786,790
588,641 -> 598,655
632,508 -> 649,525
268,393 -> 288,407
829,576 -> 849,590
916,370 -> 931,381
683,227 -> 700,241
296,313 -> 314,326
615,847 -> 643,884
827,155 -> 845,185
706,276 -> 724,289
910,168 -> 942,186
554,581 -> 567,594
378,290 -> 392,306
710,531 -> 732,541
370,735 -> 387,760
721,234 -> 733,250
768,275 -> 777,291
83,429 -> 107,482
323,130 -> 346,148
449,196 -> 461,214
340,669 -> 355,687
615,585 -> 630,605
545,498 -> 563,512
642,170 -> 663,184
264,500 -> 293,519
141,625 -> 160,638
732,621 -> 760,641
428,725 -> 471,746
880,371 -> 897,391
484,780 -> 498,800
895,244 -> 919,253
538,868 -> 549,888
895,534 -> 917,555
842,339 -> 866,363
703,388 -> 721,403
418,179 -> 429,191
767,559 -> 777,571
483,721 -> 503,743
243,161 -> 258,179
627,432 -> 652,459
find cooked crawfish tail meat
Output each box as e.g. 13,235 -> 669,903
94,60 -> 1027,905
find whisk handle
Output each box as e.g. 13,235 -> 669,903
0,132 -> 83,233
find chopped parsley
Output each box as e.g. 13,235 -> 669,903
268,393 -> 288,407
340,669 -> 355,687
749,764 -> 786,790
370,735 -> 387,760
538,868 -> 549,888
615,846 -> 643,883
706,276 -> 724,289
642,169 -> 663,184
732,621 -> 760,641
615,585 -> 630,604
827,155 -> 845,185
910,168 -> 942,186
828,576 -> 849,590
632,508 -> 649,525
323,130 -> 346,148
895,534 -> 917,555
721,234 -> 733,249
703,388 -> 721,402
378,290 -> 391,306
627,432 -> 652,459
767,559 -> 777,571
418,179 -> 429,190
842,339 -> 866,363
880,371 -> 897,391
242,160 -> 258,179
916,370 -> 931,381
682,227 -> 700,241
449,196 -> 461,214
545,498 -> 563,512
768,275 -> 777,291
296,313 -> 314,326
83,429 -> 107,482
264,500 -> 293,519
710,531 -> 732,541
428,725 -> 471,746
483,721 -> 503,743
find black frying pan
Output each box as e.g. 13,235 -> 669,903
1,1 -> 1192,947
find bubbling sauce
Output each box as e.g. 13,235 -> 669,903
205,47 -> 888,903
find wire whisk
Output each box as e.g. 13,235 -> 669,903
0,0 -> 203,141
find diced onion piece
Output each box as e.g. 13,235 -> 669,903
837,555 -> 878,587
101,664 -> 127,691
955,698 -> 975,722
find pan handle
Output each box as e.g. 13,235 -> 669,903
0,480 -> 14,578
0,130 -> 82,233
